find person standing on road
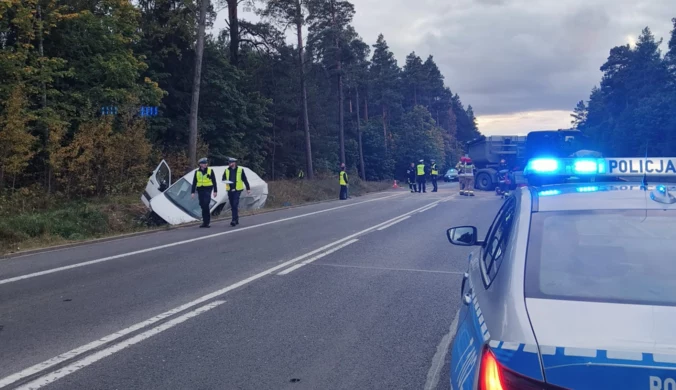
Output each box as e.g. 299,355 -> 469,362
416,159 -> 427,193
456,157 -> 475,196
455,158 -> 465,195
430,159 -> 439,192
339,165 -> 349,200
407,162 -> 417,193
222,157 -> 251,227
191,157 -> 218,228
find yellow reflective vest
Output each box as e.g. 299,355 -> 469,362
225,167 -> 244,191
417,164 -> 425,176
339,171 -> 348,185
196,168 -> 213,187
431,163 -> 438,175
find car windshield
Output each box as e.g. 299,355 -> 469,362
164,178 -> 216,219
526,210 -> 676,306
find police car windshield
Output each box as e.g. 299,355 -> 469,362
526,210 -> 676,306
165,178 -> 216,219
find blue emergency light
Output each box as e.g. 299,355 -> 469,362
525,158 -> 611,176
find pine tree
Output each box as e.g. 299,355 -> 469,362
307,0 -> 355,164
571,100 -> 587,128
262,0 -> 315,178
402,52 -> 424,107
369,34 -> 401,150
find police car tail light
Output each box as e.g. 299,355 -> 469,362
479,348 -> 504,390
478,347 -> 568,390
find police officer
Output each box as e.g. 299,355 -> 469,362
430,159 -> 439,192
191,157 -> 218,228
339,165 -> 348,200
406,162 -> 417,193
222,157 -> 251,227
416,159 -> 426,193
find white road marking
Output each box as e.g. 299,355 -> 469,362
424,309 -> 461,390
0,193 -> 404,286
313,263 -> 465,275
277,239 -> 359,275
14,300 -> 226,390
418,204 -> 438,213
376,215 -> 411,230
0,197 -> 448,389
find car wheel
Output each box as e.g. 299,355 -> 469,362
475,172 -> 493,191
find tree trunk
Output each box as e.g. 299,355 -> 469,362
271,117 -> 276,180
382,105 -> 387,150
296,6 -> 314,179
338,62 -> 345,164
38,4 -> 52,192
227,0 -> 239,67
188,0 -> 209,167
356,88 -> 365,180
331,0 -> 345,165
364,97 -> 368,121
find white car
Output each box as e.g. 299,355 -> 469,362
142,160 -> 268,225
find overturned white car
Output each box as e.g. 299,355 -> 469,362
141,160 -> 268,225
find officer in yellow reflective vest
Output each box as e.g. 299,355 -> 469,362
416,159 -> 427,193
222,158 -> 251,227
339,165 -> 348,200
190,157 -> 218,228
430,159 -> 439,192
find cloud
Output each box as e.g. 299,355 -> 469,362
477,110 -> 572,135
348,0 -> 674,118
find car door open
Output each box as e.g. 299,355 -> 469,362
142,160 -> 171,208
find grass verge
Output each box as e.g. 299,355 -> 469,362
0,178 -> 391,255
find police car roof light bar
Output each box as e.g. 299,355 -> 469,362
525,157 -> 676,178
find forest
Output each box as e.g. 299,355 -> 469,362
0,0 -> 481,199
573,18 -> 676,157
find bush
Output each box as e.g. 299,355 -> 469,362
0,204 -> 109,248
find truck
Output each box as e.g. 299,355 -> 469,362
467,130 -> 598,191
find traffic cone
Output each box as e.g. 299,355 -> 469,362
392,180 -> 399,188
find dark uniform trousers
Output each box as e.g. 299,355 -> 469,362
417,176 -> 426,193
431,175 -> 438,192
339,185 -> 348,200
197,187 -> 213,225
228,190 -> 242,223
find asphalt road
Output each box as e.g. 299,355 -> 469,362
0,182 -> 500,390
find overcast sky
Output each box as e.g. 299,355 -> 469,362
217,0 -> 674,135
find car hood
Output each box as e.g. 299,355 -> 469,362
526,298 -> 676,389
149,194 -> 199,225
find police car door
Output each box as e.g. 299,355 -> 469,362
142,160 -> 171,208
450,198 -> 516,390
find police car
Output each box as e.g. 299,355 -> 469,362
446,157 -> 676,390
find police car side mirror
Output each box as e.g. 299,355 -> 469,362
447,226 -> 479,246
